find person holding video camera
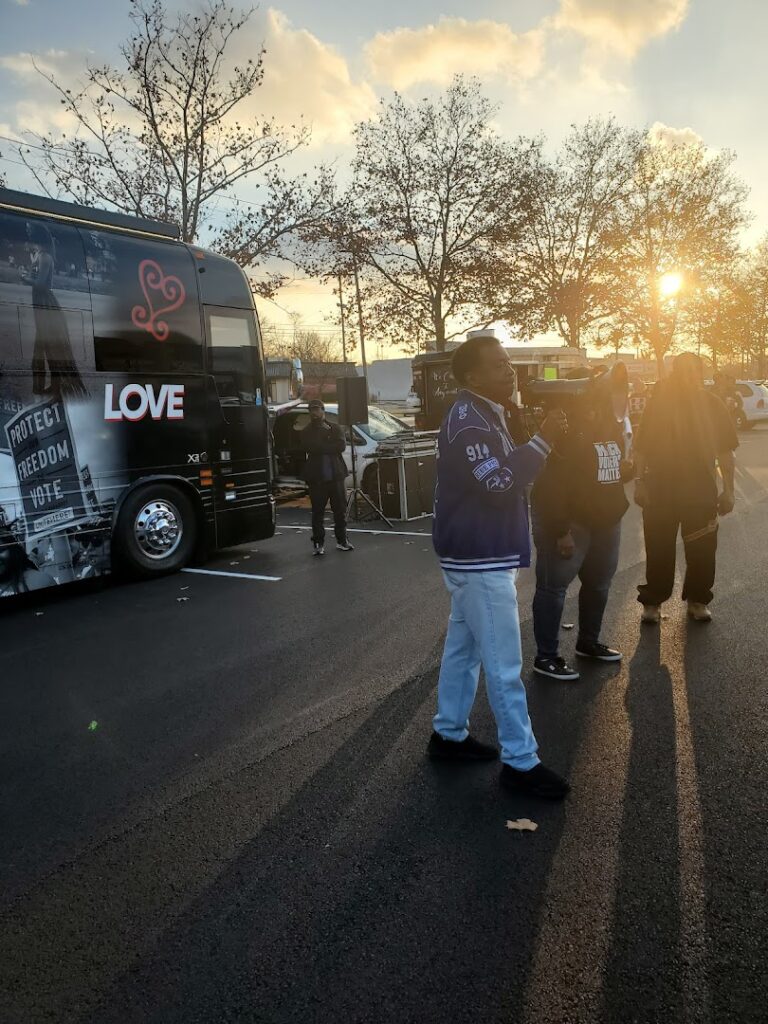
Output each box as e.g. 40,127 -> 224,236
429,334 -> 571,801
530,368 -> 634,682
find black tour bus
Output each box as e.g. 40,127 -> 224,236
0,188 -> 274,598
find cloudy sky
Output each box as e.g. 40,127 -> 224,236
2,0 -> 766,347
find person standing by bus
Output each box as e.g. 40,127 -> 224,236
301,399 -> 354,556
429,334 -> 570,801
634,353 -> 737,623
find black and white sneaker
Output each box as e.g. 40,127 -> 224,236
336,541 -> 355,552
312,542 -> 325,557
533,656 -> 580,681
575,641 -> 622,662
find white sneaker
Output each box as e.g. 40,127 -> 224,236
641,604 -> 661,624
312,543 -> 325,556
687,601 -> 712,622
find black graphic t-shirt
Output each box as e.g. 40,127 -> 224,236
532,422 -> 630,537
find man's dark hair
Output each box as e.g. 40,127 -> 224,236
451,336 -> 502,386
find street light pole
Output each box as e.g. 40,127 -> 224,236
337,274 -> 348,364
353,257 -> 368,380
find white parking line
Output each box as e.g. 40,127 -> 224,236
285,524 -> 431,538
182,568 -> 282,582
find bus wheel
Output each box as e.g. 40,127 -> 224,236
114,484 -> 197,578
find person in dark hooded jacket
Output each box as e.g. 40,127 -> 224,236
530,371 -> 634,681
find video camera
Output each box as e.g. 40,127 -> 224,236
521,362 -> 630,432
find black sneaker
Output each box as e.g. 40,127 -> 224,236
500,763 -> 571,800
533,656 -> 580,681
575,641 -> 622,662
427,732 -> 499,761
336,541 -> 355,552
312,543 -> 325,557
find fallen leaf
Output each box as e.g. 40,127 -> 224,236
562,623 -> 575,630
87,720 -> 99,732
506,818 -> 538,832
35,611 -> 44,617
176,596 -> 190,603
180,586 -> 190,591
230,561 -> 239,566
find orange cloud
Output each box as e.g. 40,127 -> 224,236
365,17 -> 544,89
557,0 -> 690,56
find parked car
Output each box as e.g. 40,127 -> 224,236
731,381 -> 768,429
270,402 -> 412,489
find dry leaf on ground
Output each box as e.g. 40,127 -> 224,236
506,818 -> 538,832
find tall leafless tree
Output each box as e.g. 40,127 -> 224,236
19,0 -> 328,293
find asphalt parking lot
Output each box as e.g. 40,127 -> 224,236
2,429 -> 768,1023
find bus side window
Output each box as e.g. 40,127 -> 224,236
0,209 -> 90,377
206,308 -> 262,406
83,229 -> 202,375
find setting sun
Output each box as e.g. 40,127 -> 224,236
659,271 -> 683,298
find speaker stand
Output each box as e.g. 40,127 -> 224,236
346,434 -> 393,529
346,485 -> 394,528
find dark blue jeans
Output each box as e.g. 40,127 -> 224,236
532,519 -> 622,658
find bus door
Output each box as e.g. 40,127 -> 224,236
204,305 -> 272,548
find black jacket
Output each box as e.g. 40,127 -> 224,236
300,421 -> 347,483
531,416 -> 631,538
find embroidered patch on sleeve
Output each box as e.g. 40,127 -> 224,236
485,467 -> 515,492
473,457 -> 501,480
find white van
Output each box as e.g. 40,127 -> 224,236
271,402 -> 412,489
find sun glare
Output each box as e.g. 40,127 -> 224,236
659,271 -> 683,298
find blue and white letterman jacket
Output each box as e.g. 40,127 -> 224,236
432,390 -> 551,572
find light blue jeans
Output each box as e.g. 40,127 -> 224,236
433,569 -> 540,770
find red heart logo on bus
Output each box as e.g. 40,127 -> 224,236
131,259 -> 186,342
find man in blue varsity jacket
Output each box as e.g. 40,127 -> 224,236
428,334 -> 571,800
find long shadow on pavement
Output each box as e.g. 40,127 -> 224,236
602,623 -> 684,1023
79,618 -> 613,1024
682,546 -> 768,1024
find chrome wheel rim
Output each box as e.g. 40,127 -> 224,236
134,499 -> 182,560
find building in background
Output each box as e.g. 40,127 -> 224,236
266,358 -> 304,405
300,360 -> 360,401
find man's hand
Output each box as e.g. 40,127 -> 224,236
717,490 -> 735,516
539,409 -> 568,445
634,478 -> 649,508
556,531 -> 576,559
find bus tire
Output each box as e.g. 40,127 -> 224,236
113,483 -> 198,578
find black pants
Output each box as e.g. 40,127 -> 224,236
308,480 -> 347,546
638,502 -> 719,606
